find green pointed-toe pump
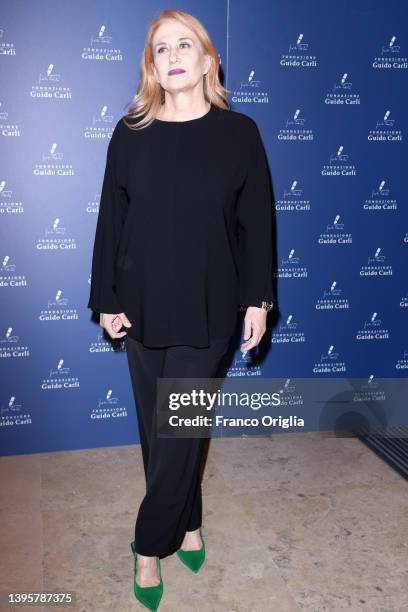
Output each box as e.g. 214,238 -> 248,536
130,541 -> 163,611
176,527 -> 206,573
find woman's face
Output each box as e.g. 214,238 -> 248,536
151,19 -> 210,95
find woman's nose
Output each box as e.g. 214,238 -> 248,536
169,48 -> 179,62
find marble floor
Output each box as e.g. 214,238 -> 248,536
1,433 -> 407,612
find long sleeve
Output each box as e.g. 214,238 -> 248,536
87,120 -> 129,314
236,119 -> 275,307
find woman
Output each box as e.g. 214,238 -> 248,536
88,8 -> 275,610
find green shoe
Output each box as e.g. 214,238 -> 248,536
176,527 -> 206,573
130,541 -> 163,611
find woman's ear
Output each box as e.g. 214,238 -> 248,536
204,55 -> 212,75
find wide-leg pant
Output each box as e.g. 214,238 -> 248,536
125,335 -> 231,558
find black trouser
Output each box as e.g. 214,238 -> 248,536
125,335 -> 231,558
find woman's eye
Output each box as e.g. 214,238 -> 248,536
157,42 -> 191,54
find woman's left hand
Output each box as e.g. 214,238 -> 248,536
240,307 -> 267,353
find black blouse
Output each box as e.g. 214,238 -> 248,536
87,103 -> 275,347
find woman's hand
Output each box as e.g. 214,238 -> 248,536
100,312 -> 132,339
240,307 -> 267,353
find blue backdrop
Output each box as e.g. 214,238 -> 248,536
1,0 -> 407,455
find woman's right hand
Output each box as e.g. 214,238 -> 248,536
100,312 -> 132,339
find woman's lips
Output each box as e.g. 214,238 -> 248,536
168,69 -> 185,75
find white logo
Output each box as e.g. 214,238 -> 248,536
373,36 -> 407,69
280,34 -> 318,68
82,25 -> 123,62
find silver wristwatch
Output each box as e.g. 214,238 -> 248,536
238,300 -> 274,312
260,300 -> 274,312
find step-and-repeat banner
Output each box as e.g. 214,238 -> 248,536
1,1 -> 407,455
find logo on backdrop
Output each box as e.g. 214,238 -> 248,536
230,69 -> 270,105
356,312 -> 389,341
353,376 -> 386,402
84,105 -> 115,139
42,359 -> 80,390
321,144 -> 357,176
277,379 -> 304,408
86,190 -> 101,214
36,218 -> 77,250
0,256 -> 27,288
30,63 -> 72,100
0,328 -> 29,359
82,25 -> 123,62
360,247 -> 393,277
313,345 -> 347,374
315,281 -> 349,311
0,26 -> 16,56
278,108 -> 314,141
227,349 -> 263,378
0,180 -> 23,214
90,389 -> 128,420
280,33 -> 317,68
368,110 -> 402,141
33,143 -> 74,176
0,101 -> 20,137
363,180 -> 398,211
39,291 -> 79,322
89,329 -> 126,353
372,36 -> 407,70
277,249 -> 308,279
395,350 -> 408,370
272,314 -> 306,345
275,179 -> 311,212
318,214 -> 352,245
324,73 -> 360,105
0,396 -> 31,428
400,294 -> 408,309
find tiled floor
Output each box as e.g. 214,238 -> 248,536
1,433 -> 407,611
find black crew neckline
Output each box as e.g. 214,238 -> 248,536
154,103 -> 215,125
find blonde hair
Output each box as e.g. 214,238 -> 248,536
122,9 -> 230,130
